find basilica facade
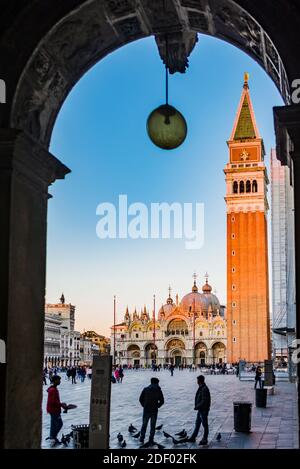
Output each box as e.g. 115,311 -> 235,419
111,276 -> 227,367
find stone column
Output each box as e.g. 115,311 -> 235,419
274,104 -> 300,444
0,129 -> 70,448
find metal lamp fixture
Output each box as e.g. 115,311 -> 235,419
147,35 -> 187,150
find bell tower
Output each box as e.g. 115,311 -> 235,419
224,74 -> 271,363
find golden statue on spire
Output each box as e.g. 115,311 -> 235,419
244,72 -> 250,88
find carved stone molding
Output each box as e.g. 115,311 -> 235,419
0,129 -> 70,191
155,31 -> 198,74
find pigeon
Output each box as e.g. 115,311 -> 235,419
162,431 -> 184,445
121,440 -> 127,448
61,434 -> 70,447
155,424 -> 163,430
216,433 -> 221,441
175,429 -> 186,437
132,431 -> 141,439
128,424 -> 137,433
171,436 -> 182,445
176,436 -> 189,443
117,432 -> 123,443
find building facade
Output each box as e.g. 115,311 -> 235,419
45,293 -> 75,331
224,75 -> 271,363
111,276 -> 227,367
60,330 -> 81,367
82,330 -> 110,355
271,149 -> 296,369
44,294 -> 81,366
79,335 -> 93,365
44,313 -> 62,367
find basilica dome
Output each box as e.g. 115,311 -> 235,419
158,290 -> 176,319
180,277 -> 220,317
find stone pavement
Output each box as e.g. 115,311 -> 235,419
42,370 -> 299,449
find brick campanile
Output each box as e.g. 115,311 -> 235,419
224,74 -> 271,363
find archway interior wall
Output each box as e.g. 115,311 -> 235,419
9,0 -> 290,149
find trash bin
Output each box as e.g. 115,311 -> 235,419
72,424 -> 89,449
233,402 -> 252,432
256,388 -> 267,408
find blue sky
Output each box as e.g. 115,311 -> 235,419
47,34 -> 283,335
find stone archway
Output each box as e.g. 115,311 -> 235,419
170,348 -> 185,367
127,344 -> 141,366
167,318 -> 189,337
166,338 -> 186,366
1,0 -> 300,449
3,0 -> 292,148
145,343 -> 158,365
212,342 -> 226,364
195,341 -> 208,365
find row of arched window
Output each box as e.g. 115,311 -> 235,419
233,180 -> 258,194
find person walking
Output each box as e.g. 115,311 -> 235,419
81,367 -> 86,383
169,364 -> 174,377
139,377 -> 164,445
187,375 -> 211,445
119,366 -> 124,383
71,367 -> 77,384
254,366 -> 263,389
46,375 -> 67,447
114,367 -> 120,383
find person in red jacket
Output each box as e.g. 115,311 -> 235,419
46,375 -> 67,447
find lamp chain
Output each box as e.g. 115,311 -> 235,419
165,34 -> 169,105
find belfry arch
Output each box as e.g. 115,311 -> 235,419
0,0 -> 300,449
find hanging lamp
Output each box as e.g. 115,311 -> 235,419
147,34 -> 187,150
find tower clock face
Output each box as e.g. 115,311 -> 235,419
231,147 -> 259,163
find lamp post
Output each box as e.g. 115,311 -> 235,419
113,295 -> 116,367
193,297 -> 196,365
153,294 -> 156,365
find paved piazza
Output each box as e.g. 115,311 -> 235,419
42,370 -> 299,449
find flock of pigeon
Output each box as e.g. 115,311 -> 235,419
49,425 -> 222,448
116,423 -> 166,449
116,424 -> 221,449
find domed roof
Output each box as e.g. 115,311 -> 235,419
158,302 -> 176,319
158,287 -> 177,319
180,291 -> 204,314
180,276 -> 220,316
202,279 -> 212,293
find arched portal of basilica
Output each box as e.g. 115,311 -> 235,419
112,275 -> 227,366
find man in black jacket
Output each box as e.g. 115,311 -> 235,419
139,377 -> 164,444
187,375 -> 211,445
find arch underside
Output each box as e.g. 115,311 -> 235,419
9,0 -> 290,148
